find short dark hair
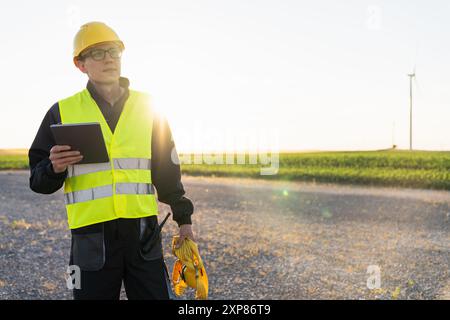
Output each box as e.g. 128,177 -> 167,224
75,55 -> 85,62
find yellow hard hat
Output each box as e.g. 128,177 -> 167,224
73,21 -> 124,63
171,236 -> 209,300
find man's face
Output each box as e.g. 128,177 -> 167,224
75,42 -> 122,84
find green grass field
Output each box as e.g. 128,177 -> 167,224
0,149 -> 29,170
179,150 -> 450,190
1,149 -> 449,190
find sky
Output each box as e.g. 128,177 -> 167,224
0,0 -> 449,152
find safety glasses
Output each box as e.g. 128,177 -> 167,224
81,47 -> 123,61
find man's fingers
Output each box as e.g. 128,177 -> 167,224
61,156 -> 84,165
50,152 -> 81,163
50,150 -> 81,160
50,145 -> 71,153
53,155 -> 83,163
53,155 -> 83,166
176,236 -> 185,248
185,231 -> 195,242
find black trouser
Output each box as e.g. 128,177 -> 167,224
69,216 -> 174,300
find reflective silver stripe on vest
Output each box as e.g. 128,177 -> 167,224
113,158 -> 151,170
67,162 -> 111,178
115,183 -> 155,195
64,183 -> 155,205
67,158 -> 151,178
64,185 -> 113,205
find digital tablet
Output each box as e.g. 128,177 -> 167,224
50,122 -> 109,164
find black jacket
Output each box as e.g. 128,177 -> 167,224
28,77 -> 193,227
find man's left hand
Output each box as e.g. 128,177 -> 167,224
177,224 -> 195,248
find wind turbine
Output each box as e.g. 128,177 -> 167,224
407,69 -> 415,151
407,43 -> 421,151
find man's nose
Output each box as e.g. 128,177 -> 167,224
104,53 -> 115,63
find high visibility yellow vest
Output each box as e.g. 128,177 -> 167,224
58,88 -> 159,229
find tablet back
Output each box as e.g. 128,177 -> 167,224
50,122 -> 109,164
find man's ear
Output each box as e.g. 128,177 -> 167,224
74,58 -> 88,74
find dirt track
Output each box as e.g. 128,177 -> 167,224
0,171 -> 449,299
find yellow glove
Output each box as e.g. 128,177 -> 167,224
171,236 -> 208,299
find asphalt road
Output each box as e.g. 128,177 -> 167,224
0,171 -> 449,299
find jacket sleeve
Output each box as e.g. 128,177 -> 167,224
151,114 -> 194,227
29,103 -> 68,194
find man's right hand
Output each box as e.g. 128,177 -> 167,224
49,145 -> 83,174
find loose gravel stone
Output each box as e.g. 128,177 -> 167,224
0,171 -> 449,299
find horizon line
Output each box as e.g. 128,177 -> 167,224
1,147 -> 449,154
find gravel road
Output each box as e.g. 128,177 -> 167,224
0,171 -> 449,300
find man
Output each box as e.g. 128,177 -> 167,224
28,21 -> 194,300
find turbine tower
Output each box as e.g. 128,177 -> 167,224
407,71 -> 415,151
